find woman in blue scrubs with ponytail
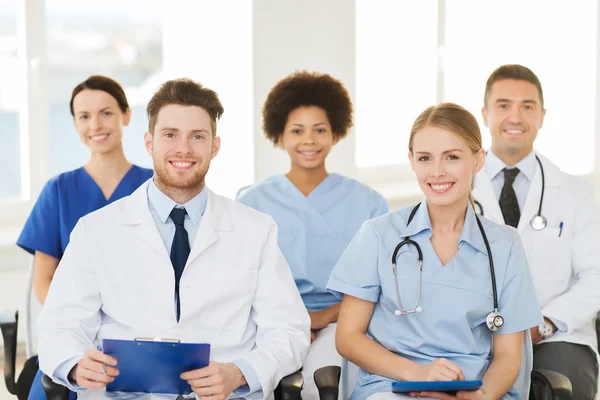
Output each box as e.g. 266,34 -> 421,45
327,103 -> 542,399
18,75 -> 153,400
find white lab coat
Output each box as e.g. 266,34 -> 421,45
37,181 -> 311,400
473,152 -> 600,353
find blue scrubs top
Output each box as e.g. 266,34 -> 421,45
327,201 -> 542,399
238,173 -> 388,311
18,165 -> 153,259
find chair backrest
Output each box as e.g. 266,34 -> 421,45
25,257 -> 42,358
339,358 -> 355,400
339,329 -> 533,400
596,311 -> 600,352
513,328 -> 534,399
235,185 -> 253,200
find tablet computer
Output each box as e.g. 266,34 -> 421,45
391,380 -> 482,393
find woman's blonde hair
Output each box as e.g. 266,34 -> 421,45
408,102 -> 483,207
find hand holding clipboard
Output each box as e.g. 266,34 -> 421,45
180,361 -> 248,399
71,338 -> 243,397
68,347 -> 119,390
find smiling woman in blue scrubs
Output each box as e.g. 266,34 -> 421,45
17,75 -> 153,400
327,103 -> 542,400
238,71 -> 388,398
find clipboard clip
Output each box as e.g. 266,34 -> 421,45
134,337 -> 181,343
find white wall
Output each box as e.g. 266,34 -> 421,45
252,0 -> 357,181
162,0 -> 254,199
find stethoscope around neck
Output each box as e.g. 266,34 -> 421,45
475,154 -> 547,231
391,203 -> 505,332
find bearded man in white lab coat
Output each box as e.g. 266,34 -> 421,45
473,64 -> 600,400
37,78 -> 311,400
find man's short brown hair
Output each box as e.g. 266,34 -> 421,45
484,64 -> 544,107
147,78 -> 224,134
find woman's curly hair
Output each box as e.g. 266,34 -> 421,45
262,71 -> 353,145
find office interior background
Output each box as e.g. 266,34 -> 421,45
1,0 -> 600,382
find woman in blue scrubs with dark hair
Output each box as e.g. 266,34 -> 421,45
238,71 -> 388,398
18,75 -> 153,400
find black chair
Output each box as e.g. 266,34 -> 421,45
314,365 -> 340,400
1,257 -> 43,400
530,369 -> 573,400
274,370 -> 304,400
40,375 -> 69,400
1,311 -> 40,400
596,311 -> 600,352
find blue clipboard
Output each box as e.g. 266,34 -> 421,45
392,380 -> 482,393
103,338 -> 210,395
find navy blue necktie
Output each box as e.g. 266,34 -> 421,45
169,207 -> 190,322
499,168 -> 521,228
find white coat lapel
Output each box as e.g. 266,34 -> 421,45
186,190 -> 233,267
120,181 -> 171,263
473,169 -> 504,224
517,153 -> 562,232
517,156 -> 543,233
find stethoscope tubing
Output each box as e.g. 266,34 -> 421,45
391,205 -> 424,315
475,155 -> 545,226
392,202 -> 500,316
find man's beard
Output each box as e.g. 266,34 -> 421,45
153,159 -> 207,191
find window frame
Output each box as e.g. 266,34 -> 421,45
0,0 -> 50,246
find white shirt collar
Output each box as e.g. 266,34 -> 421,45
486,150 -> 537,183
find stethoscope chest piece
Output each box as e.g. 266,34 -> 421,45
485,310 -> 504,332
530,214 -> 547,231
476,155 -> 548,232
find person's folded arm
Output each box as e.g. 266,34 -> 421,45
308,303 -> 341,331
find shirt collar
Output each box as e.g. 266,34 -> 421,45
403,199 -> 488,255
402,199 -> 432,238
486,150 -> 537,183
459,202 -> 488,255
147,179 -> 207,226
